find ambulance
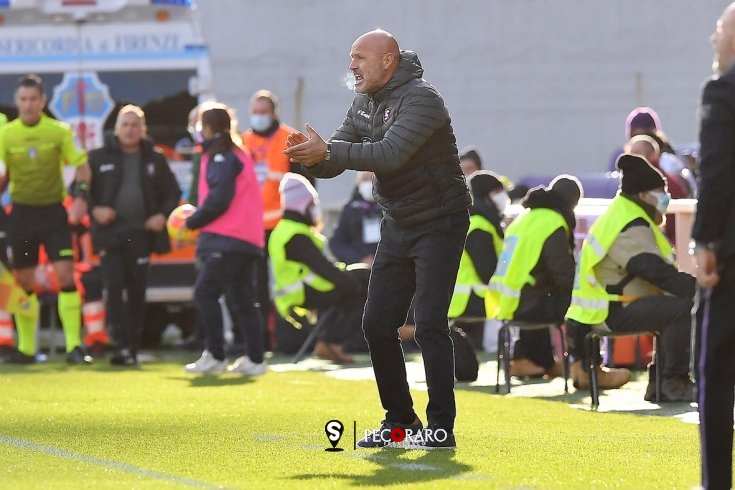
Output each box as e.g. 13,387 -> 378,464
0,0 -> 212,343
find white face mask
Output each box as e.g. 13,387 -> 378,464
491,191 -> 509,213
648,191 -> 671,214
357,181 -> 374,202
250,114 -> 272,132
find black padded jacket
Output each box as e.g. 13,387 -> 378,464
306,50 -> 471,228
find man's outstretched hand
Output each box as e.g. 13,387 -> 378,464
283,124 -> 328,167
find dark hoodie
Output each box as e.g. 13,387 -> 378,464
514,187 -> 576,317
306,50 -> 471,228
328,186 -> 382,264
466,199 -> 504,283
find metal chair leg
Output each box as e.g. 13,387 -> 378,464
556,324 -> 569,394
503,324 -> 512,393
654,333 -> 662,403
495,323 -> 504,393
585,333 -> 600,410
292,321 -> 322,364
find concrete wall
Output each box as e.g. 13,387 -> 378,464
196,0 -> 729,208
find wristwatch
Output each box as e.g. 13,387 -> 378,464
324,143 -> 331,161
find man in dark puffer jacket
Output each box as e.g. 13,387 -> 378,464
285,29 -> 471,450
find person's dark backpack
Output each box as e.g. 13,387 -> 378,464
451,324 -> 479,382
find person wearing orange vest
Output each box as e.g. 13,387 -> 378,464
242,90 -> 313,349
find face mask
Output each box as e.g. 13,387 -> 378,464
491,191 -> 509,213
358,181 -> 374,202
649,191 -> 671,214
250,114 -> 272,132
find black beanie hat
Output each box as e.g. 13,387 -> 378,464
549,174 -> 583,208
616,153 -> 667,194
467,170 -> 504,200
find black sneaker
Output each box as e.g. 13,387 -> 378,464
401,424 -> 457,450
110,348 -> 137,367
2,349 -> 36,364
66,346 -> 93,365
357,418 -> 424,449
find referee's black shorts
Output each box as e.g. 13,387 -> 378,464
8,203 -> 73,269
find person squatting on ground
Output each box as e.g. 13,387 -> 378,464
692,3 -> 735,488
284,29 -> 471,450
488,175 -> 582,378
448,170 -> 507,348
566,154 -> 695,400
0,74 -> 92,364
87,105 -> 181,366
269,173 -> 369,364
183,103 -> 266,376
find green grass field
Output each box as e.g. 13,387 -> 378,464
0,351 -> 700,489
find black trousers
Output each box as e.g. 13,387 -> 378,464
362,211 -> 469,431
195,251 -> 263,363
100,232 -> 150,353
567,296 -> 691,377
511,294 -> 570,369
695,262 -> 735,490
303,268 -> 369,345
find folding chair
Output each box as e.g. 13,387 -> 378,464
495,320 -> 569,394
584,324 -> 661,410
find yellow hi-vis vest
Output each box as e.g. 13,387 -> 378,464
487,208 -> 569,320
448,214 -> 503,318
565,195 -> 674,325
268,218 -> 335,319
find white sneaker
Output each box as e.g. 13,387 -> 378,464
184,350 -> 226,374
227,356 -> 267,376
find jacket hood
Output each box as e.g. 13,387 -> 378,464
374,50 -> 423,100
523,186 -> 576,247
522,186 -> 568,211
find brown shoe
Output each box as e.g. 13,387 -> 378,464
545,361 -> 564,378
570,360 -> 631,390
509,358 -> 546,378
649,375 -> 695,403
313,341 -> 354,364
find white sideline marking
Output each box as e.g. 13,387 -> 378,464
0,434 -> 229,489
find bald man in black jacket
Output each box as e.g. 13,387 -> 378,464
284,30 -> 470,450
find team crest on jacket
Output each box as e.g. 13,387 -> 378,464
147,163 -> 155,176
383,107 -> 392,123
